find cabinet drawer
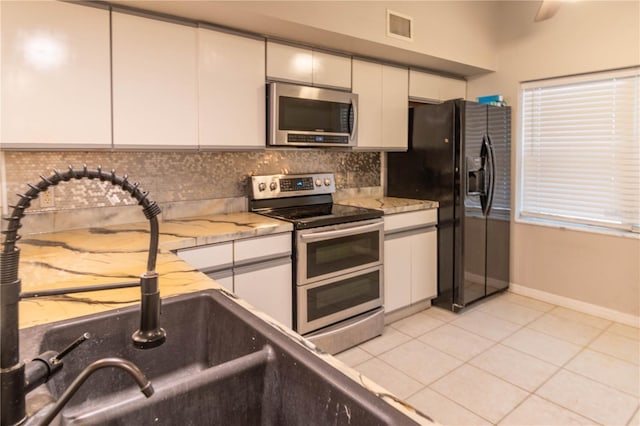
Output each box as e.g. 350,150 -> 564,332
384,209 -> 437,233
234,233 -> 291,265
176,241 -> 233,271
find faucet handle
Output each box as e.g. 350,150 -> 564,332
24,333 -> 91,394
51,332 -> 91,364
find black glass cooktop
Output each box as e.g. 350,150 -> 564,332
260,203 -> 382,229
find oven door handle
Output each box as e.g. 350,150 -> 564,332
299,222 -> 382,242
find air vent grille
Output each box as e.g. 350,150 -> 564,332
387,10 -> 413,41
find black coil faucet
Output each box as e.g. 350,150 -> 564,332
0,165 -> 166,426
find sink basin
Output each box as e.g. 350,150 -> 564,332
20,290 -> 421,425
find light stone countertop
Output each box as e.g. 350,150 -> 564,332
17,212 -> 292,329
337,196 -> 438,214
14,211 -> 434,425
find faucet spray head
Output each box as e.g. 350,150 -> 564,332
131,272 -> 166,349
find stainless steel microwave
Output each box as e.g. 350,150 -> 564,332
268,82 -> 358,147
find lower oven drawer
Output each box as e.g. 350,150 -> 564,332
296,266 -> 383,335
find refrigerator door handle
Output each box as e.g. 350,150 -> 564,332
479,136 -> 490,215
485,134 -> 497,216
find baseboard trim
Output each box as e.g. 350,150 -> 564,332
509,283 -> 640,327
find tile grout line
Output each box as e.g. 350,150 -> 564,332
495,318 -> 628,425
353,294 -> 639,425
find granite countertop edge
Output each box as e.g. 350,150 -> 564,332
336,196 -> 439,215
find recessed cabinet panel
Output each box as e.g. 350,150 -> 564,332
1,1 -> 111,148
112,12 -> 198,149
198,29 -> 265,149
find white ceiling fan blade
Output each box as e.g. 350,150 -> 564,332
535,0 -> 562,22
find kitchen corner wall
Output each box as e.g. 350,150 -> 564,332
467,1 -> 640,319
1,150 -> 380,219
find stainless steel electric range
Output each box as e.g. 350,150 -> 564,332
250,173 -> 384,354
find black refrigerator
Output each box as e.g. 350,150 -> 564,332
387,100 -> 511,312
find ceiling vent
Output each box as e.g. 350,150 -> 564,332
386,9 -> 413,41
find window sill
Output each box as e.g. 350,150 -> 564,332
515,216 -> 640,240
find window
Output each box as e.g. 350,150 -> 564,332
519,68 -> 640,234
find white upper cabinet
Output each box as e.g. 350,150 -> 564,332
1,1 -> 111,149
352,59 -> 408,151
198,28 -> 265,150
312,51 -> 352,90
382,65 -> 409,151
409,69 -> 466,102
266,41 -> 351,90
267,42 -> 312,85
439,77 -> 467,101
112,12 -> 198,149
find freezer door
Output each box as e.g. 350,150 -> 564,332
457,101 -> 488,307
485,106 -> 511,294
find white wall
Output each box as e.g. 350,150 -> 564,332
468,1 -> 640,318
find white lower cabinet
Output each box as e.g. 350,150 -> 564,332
234,257 -> 292,328
384,209 -> 438,313
176,233 -> 292,328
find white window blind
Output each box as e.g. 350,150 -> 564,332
520,68 -> 640,233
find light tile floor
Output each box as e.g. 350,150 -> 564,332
335,292 -> 640,425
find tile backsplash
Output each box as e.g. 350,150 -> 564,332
1,150 -> 380,230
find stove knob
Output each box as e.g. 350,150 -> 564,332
324,178 -> 331,186
258,182 -> 266,192
315,179 -> 322,187
269,182 -> 278,191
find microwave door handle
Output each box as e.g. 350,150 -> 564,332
299,222 -> 380,242
349,99 -> 357,141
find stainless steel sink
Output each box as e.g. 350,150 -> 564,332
20,290 -> 421,425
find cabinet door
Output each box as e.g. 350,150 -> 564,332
1,1 -> 111,149
439,76 -> 466,101
198,29 -> 265,149
312,51 -> 351,90
112,12 -> 198,149
234,258 -> 292,328
409,70 -> 440,102
353,61 -> 408,151
409,69 -> 466,102
383,236 -> 412,313
411,228 -> 438,302
176,241 -> 233,271
352,60 -> 383,149
266,41 -> 312,84
382,65 -> 408,151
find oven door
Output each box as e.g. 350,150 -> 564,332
296,219 -> 383,286
296,266 -> 383,335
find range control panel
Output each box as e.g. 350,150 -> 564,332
251,173 -> 335,200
